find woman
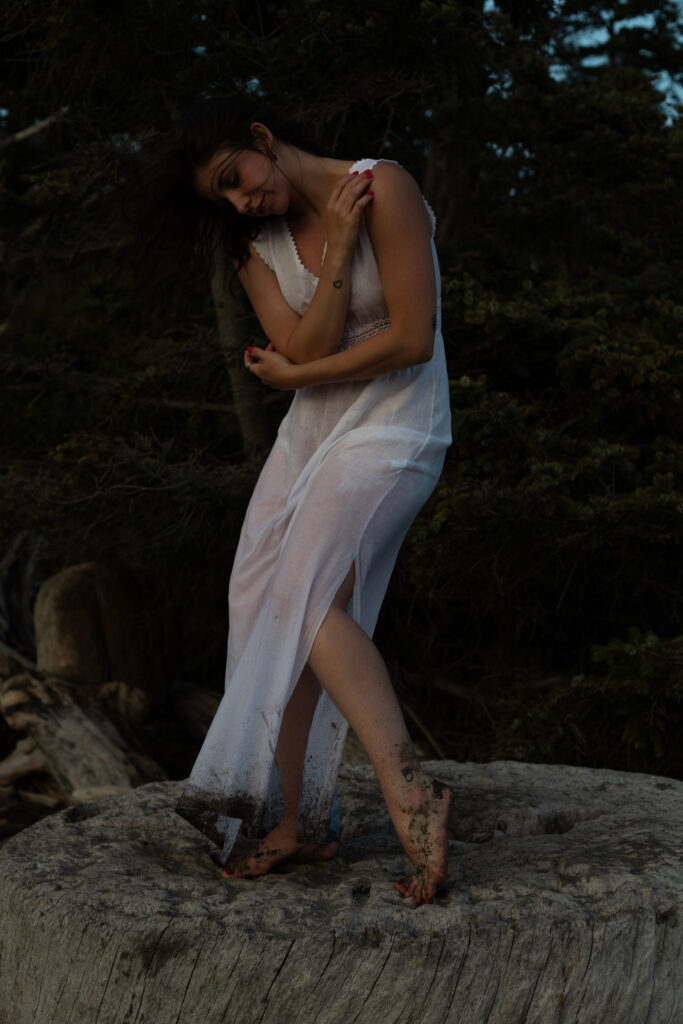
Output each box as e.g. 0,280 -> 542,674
139,96 -> 453,906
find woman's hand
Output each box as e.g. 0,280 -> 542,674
324,169 -> 374,262
245,342 -> 299,390
274,163 -> 438,389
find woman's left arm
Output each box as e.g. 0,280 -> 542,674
246,164 -> 437,389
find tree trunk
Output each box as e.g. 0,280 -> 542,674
209,234 -> 273,459
423,141 -> 479,249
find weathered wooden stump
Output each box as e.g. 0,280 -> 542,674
0,760 -> 680,1024
33,561 -> 166,711
0,557 -> 170,838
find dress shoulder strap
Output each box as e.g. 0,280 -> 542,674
348,157 -> 399,175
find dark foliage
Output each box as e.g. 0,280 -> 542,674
1,0 -> 682,778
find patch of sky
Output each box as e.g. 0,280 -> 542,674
652,71 -> 683,122
563,14 -> 662,51
613,13 -> 664,33
112,133 -> 141,153
566,26 -> 608,50
193,45 -> 207,55
219,77 -> 263,98
486,141 -> 533,161
547,5 -> 682,123
582,54 -> 609,68
486,69 -> 513,98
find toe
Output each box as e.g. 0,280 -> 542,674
412,883 -> 434,906
222,854 -> 257,878
394,876 -> 411,897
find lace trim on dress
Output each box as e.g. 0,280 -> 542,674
338,316 -> 391,351
283,218 -> 327,281
250,233 -> 275,272
422,197 -> 437,235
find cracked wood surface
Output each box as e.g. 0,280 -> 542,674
0,760 -> 680,1024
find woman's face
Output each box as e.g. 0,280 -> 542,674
193,141 -> 288,218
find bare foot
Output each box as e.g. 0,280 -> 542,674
393,778 -> 453,906
221,820 -> 340,879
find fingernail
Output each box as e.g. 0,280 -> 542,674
352,171 -> 359,176
368,191 -> 374,196
247,347 -> 254,353
364,170 -> 373,178
222,867 -> 233,876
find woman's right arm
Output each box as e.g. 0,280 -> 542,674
236,171 -> 374,365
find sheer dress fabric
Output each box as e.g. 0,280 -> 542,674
175,158 -> 452,863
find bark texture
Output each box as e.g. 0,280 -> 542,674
210,236 -> 273,458
0,760 -> 680,1024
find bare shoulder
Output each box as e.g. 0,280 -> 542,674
364,162 -> 432,238
369,160 -> 418,189
237,237 -> 274,279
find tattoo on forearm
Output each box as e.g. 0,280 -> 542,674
401,764 -> 415,782
333,279 -> 343,289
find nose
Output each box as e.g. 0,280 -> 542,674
222,188 -> 251,216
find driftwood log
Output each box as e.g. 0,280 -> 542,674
0,760 -> 680,1024
0,558 -> 169,841
0,531 -> 44,665
33,561 -> 165,710
0,673 -> 166,805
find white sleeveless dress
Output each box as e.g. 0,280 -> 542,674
175,159 -> 452,863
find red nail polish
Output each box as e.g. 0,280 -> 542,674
368,191 -> 374,196
352,171 -> 359,176
247,347 -> 254,353
364,170 -> 373,178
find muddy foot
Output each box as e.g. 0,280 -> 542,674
221,820 -> 340,879
393,778 -> 453,906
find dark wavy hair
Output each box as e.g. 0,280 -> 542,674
122,95 -> 327,281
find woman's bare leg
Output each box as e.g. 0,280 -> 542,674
221,664 -> 340,878
307,565 -> 452,906
223,564 -> 451,902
